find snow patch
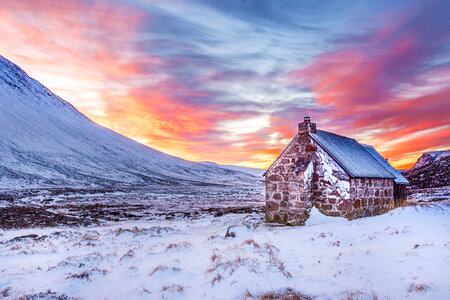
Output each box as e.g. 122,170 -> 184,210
304,160 -> 314,187
304,207 -> 348,226
316,146 -> 350,200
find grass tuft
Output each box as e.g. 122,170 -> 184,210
408,283 -> 431,293
244,288 -> 314,300
161,284 -> 184,293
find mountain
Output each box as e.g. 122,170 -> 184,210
199,162 -> 265,177
404,150 -> 449,189
0,55 -> 261,189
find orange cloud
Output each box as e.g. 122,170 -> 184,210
0,0 -> 274,167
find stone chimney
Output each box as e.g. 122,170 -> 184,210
298,116 -> 317,134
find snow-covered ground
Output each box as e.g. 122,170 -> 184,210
1,202 -> 449,299
408,186 -> 450,203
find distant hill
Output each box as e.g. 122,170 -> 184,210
0,55 -> 260,189
404,150 -> 449,189
199,162 -> 265,177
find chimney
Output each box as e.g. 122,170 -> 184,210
298,116 -> 317,134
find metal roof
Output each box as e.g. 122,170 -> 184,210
362,144 -> 409,184
310,130 -> 396,179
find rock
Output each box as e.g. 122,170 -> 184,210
225,225 -> 253,239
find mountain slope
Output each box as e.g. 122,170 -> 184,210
404,150 -> 449,189
0,55 -> 260,189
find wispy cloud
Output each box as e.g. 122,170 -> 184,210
0,0 -> 448,168
288,0 -> 450,168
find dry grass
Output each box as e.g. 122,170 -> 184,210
115,227 -> 142,236
244,288 -> 314,300
277,263 -> 292,278
242,239 -> 261,248
119,249 -> 135,262
1,287 -> 11,297
206,239 -> 291,286
408,283 -> 431,293
211,249 -> 219,263
149,265 -> 181,276
114,226 -> 174,237
161,284 -> 184,293
331,240 -> 341,247
399,200 -> 416,208
341,290 -> 383,300
65,268 -> 108,281
164,241 -> 191,251
207,253 -> 257,285
66,271 -> 91,281
211,273 -> 223,286
81,233 -> 99,241
19,289 -> 73,300
341,290 -> 363,300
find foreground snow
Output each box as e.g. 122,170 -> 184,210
1,203 -> 449,299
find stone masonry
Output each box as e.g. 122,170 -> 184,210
265,133 -> 316,225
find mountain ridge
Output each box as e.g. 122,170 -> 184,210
404,150 -> 449,189
0,55 -> 260,189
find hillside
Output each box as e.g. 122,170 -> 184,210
0,55 -> 261,189
404,150 -> 449,189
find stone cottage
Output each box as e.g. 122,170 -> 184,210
264,117 -> 408,225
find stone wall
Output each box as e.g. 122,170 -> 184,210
265,134 -> 315,225
348,178 -> 394,219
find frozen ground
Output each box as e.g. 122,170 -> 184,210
1,201 -> 449,299
0,184 -> 264,229
408,186 -> 450,203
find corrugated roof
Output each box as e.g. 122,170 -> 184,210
362,144 -> 409,184
310,130 -> 396,179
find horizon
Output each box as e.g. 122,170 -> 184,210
0,0 -> 449,169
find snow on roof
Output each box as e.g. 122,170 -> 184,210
362,144 -> 409,184
310,130 -> 396,179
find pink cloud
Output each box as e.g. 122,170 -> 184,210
287,2 -> 450,168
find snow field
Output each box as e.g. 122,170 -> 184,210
0,203 -> 449,299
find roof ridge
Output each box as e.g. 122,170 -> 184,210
317,129 -> 358,141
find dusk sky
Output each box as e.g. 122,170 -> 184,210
0,0 -> 449,169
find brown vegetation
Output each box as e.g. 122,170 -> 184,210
161,284 -> 184,293
243,288 -> 314,300
149,265 -> 181,276
408,283 -> 431,293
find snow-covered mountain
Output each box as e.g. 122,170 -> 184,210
199,161 -> 264,177
410,150 -> 449,172
404,150 -> 449,189
0,55 -> 261,189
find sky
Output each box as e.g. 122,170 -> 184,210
0,0 -> 449,169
